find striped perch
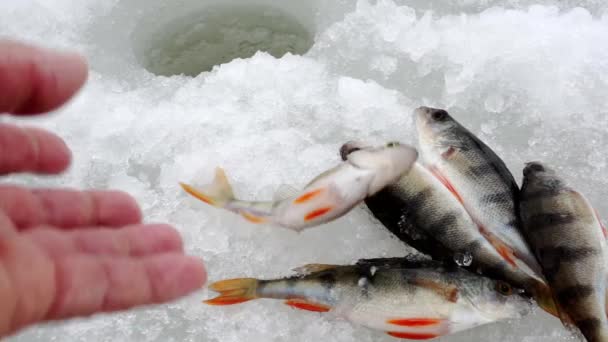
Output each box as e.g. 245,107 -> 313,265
415,106 -> 544,282
520,162 -> 608,342
179,142 -> 417,231
204,257 -> 533,340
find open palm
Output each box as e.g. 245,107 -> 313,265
0,40 -> 206,338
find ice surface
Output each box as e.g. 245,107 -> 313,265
1,0 -> 607,341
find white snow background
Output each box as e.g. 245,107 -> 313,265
1,0 -> 608,341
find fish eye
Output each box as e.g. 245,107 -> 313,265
495,281 -> 513,296
386,142 -> 400,147
431,110 -> 448,121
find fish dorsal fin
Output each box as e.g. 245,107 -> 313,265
355,256 -> 443,269
409,278 -> 459,303
292,263 -> 337,275
273,184 -> 300,202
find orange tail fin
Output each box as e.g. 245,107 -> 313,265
204,278 -> 258,306
180,167 -> 235,207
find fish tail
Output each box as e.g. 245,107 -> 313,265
530,281 -> 559,318
530,281 -> 573,325
180,167 -> 235,207
204,278 -> 259,305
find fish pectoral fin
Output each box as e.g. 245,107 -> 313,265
204,278 -> 258,306
284,299 -> 331,312
426,166 -> 465,204
292,263 -> 338,275
409,278 -> 459,303
386,331 -> 441,340
440,146 -> 457,159
477,226 -> 519,268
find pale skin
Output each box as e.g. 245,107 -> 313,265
0,39 -> 207,338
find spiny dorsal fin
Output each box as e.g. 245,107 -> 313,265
292,263 -> 337,275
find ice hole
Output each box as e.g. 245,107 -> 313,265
134,4 -> 315,76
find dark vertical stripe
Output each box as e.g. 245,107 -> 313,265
426,212 -> 458,238
576,318 -> 601,332
406,187 -> 433,210
576,318 -> 603,342
555,247 -> 600,261
318,272 -> 336,291
520,188 -> 563,202
466,162 -> 494,178
524,213 -> 576,232
462,240 -> 483,254
556,285 -> 594,306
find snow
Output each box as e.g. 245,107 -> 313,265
2,0 -> 608,341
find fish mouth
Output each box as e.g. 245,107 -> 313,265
339,140 -> 372,161
414,106 -> 432,124
523,161 -> 555,177
414,106 -> 435,143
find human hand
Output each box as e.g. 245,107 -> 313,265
0,40 -> 206,338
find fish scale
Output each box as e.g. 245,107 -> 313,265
520,162 -> 608,342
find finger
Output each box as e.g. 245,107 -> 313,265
0,186 -> 142,229
0,211 -> 17,238
26,224 -> 184,258
0,39 -> 88,115
47,253 -> 206,319
0,124 -> 71,175
0,235 -> 205,336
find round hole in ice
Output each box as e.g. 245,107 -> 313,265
134,4 -> 314,77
